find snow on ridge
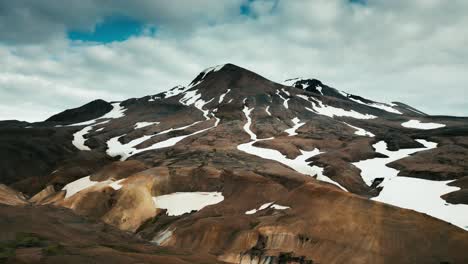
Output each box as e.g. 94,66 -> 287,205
401,120 -> 446,130
349,97 -> 403,115
343,122 -> 375,137
106,119 -> 207,161
283,77 -> 304,88
202,64 -> 225,74
100,103 -> 126,119
67,102 -> 126,127
276,89 -> 290,109
124,114 -> 220,158
164,85 -> 188,98
285,117 -> 305,136
152,192 -> 224,216
297,94 -> 376,120
180,90 -> 201,105
218,89 -> 231,104
134,121 -> 160,129
353,139 -> 468,230
179,89 -> 213,120
337,90 -> 402,115
194,98 -> 214,120
237,106 -> 347,191
316,85 -> 323,95
245,202 -> 290,215
69,102 -> 127,151
188,64 -> 226,88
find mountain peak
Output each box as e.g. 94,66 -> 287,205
186,63 -> 281,96
188,63 -> 262,87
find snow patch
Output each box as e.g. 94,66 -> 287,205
265,106 -> 271,116
401,120 -> 446,130
316,85 -> 323,95
62,176 -> 122,199
245,202 -> 290,215
284,117 -> 305,136
152,192 -> 224,216
219,89 -> 231,104
179,89 -> 213,120
134,121 -> 159,129
343,122 -> 375,137
72,126 -> 93,151
242,106 -> 257,140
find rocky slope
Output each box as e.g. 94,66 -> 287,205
1,63 -> 467,263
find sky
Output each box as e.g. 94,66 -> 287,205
0,0 -> 467,121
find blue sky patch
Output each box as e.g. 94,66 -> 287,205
240,0 -> 255,16
240,0 -> 278,18
349,0 -> 367,5
67,16 -> 149,43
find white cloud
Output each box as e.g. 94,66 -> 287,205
0,0 -> 467,121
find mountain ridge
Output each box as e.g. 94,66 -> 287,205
1,63 -> 467,263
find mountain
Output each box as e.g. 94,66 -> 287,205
1,63 -> 467,264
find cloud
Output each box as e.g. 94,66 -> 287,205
0,0 -> 467,121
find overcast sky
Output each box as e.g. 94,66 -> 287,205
1,0 -> 467,121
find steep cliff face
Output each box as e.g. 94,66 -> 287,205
1,64 -> 468,263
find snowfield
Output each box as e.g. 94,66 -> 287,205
353,140 -> 437,186
353,139 -> 468,230
401,120 -> 446,129
152,192 -> 224,216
